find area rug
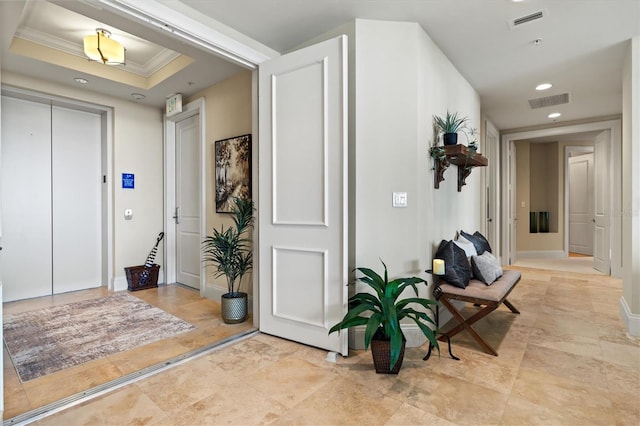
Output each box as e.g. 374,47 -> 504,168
3,293 -> 195,382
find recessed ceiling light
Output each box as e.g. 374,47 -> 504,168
74,77 -> 88,84
536,83 -> 552,91
512,0 -> 526,2
548,112 -> 561,119
131,93 -> 146,100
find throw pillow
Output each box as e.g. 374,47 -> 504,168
454,235 -> 478,258
434,240 -> 472,289
460,230 -> 492,255
471,251 -> 503,285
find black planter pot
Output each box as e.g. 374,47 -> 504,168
443,133 -> 458,146
221,292 -> 248,324
370,330 -> 406,374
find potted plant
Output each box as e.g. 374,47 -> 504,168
329,260 -> 439,374
202,197 -> 254,324
433,110 -> 468,145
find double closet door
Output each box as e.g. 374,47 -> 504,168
1,96 -> 103,302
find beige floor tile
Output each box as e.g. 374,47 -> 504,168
385,401 -> 456,425
520,344 -> 609,389
404,370 -> 509,425
37,385 -> 168,426
509,367 -> 615,424
245,356 -> 339,408
162,380 -> 288,426
275,376 -> 403,425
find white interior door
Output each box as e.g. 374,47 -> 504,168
52,106 -> 102,293
1,96 -> 53,301
594,131 -> 611,273
175,114 -> 201,289
259,36 -> 348,355
568,153 -> 595,255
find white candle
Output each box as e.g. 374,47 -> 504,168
433,259 -> 445,275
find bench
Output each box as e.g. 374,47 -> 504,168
433,269 -> 521,356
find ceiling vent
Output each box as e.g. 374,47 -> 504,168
509,9 -> 548,29
528,93 -> 570,109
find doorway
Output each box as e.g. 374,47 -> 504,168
501,120 -> 621,277
164,99 -> 206,293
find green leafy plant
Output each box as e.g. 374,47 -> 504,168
329,260 -> 439,371
433,110 -> 468,134
202,197 -> 254,295
465,127 -> 478,158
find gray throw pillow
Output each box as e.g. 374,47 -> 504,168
470,251 -> 503,285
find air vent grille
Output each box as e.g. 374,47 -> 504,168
528,93 -> 570,109
509,9 -> 548,28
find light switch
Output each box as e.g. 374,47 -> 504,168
124,209 -> 133,220
521,201 -> 526,208
393,192 -> 407,208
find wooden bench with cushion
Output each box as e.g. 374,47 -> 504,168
434,269 -> 521,356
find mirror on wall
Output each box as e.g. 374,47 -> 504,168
529,142 -> 558,234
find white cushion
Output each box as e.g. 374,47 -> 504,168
470,251 -> 503,285
454,235 -> 478,258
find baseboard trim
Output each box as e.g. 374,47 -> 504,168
620,296 -> 640,337
516,250 -> 565,259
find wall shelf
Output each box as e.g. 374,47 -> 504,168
433,144 -> 488,192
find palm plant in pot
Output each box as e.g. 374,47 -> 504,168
202,197 -> 254,324
329,260 -> 439,374
433,110 -> 468,146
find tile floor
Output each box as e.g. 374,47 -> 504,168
3,285 -> 255,421
6,266 -> 640,425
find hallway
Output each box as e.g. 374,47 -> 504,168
17,266 -> 640,425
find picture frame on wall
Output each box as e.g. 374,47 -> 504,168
215,134 -> 252,213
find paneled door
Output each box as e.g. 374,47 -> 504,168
568,153 -> 595,255
258,36 -> 348,355
175,114 -> 201,289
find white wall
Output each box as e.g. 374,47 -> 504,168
353,19 -> 481,275
621,37 -> 640,336
1,72 -> 164,289
351,20 -> 481,346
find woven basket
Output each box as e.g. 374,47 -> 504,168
370,334 -> 406,374
124,264 -> 160,291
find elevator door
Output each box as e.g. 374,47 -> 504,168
1,96 -> 102,301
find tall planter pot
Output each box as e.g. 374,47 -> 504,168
370,333 -> 407,374
221,292 -> 248,324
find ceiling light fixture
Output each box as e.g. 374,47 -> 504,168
548,112 -> 561,119
131,93 -> 146,100
83,28 -> 125,65
536,83 -> 552,91
74,77 -> 88,84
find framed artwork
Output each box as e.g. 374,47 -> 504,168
215,134 -> 252,213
